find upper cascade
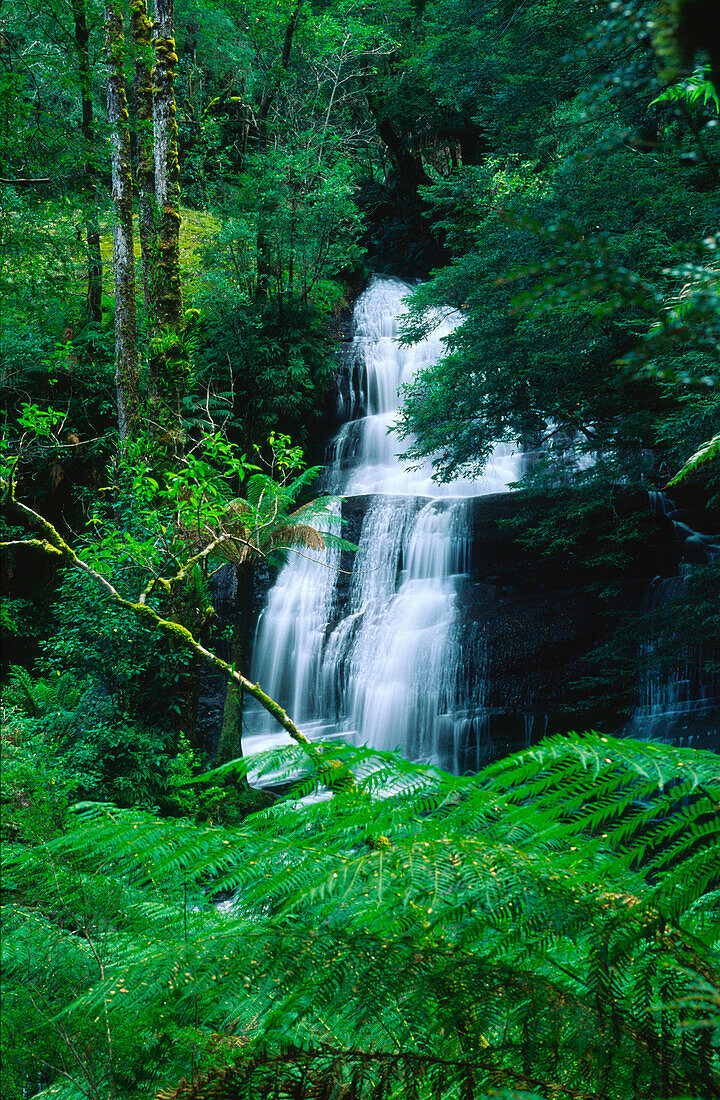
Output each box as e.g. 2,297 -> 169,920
245,276 -> 523,765
326,276 -> 521,498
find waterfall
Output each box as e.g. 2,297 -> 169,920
244,276 -> 523,766
624,571 -> 720,747
621,491 -> 720,746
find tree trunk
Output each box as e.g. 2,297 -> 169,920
72,0 -> 102,326
153,0 -> 182,329
105,1 -> 139,444
130,0 -> 156,324
458,119 -> 490,167
168,579 -> 212,754
150,0 -> 184,432
179,657 -> 203,753
254,0 -> 304,302
215,563 -> 254,766
215,631 -> 244,766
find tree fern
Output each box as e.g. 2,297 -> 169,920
3,666 -> 83,719
3,734 -> 719,1099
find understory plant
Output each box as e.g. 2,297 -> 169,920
1,419 -> 353,755
2,733 -> 718,1100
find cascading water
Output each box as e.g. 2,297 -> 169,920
245,276 -> 523,766
621,491 -> 720,745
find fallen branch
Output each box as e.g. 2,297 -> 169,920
0,176 -> 52,184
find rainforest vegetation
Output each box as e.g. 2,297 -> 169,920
1,0 -> 719,1097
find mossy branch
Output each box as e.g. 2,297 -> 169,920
1,538 -> 64,558
0,476 -> 314,755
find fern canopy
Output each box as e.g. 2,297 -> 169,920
181,463 -> 355,569
2,733 -> 719,1100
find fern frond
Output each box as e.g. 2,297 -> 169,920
271,524 -> 326,552
6,734 -> 720,1100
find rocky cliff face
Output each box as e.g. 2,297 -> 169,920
197,487 -> 719,767
461,494 -> 718,763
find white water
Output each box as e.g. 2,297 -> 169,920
244,276 -> 523,765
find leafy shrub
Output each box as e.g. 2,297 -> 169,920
40,570 -> 192,728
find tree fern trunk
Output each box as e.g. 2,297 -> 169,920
215,563 -> 254,768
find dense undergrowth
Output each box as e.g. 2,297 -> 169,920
2,731 -> 719,1100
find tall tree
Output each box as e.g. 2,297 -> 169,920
130,0 -> 156,324
254,0 -> 306,300
149,0 -> 184,430
105,0 -> 139,444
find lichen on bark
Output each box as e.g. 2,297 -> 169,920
146,0 -> 185,437
106,1 -> 139,444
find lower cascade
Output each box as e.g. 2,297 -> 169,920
245,276 -> 523,767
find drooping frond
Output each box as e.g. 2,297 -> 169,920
271,524 -> 326,551
243,467 -> 322,516
666,431 -> 720,487
183,473 -> 347,570
155,1046 -> 558,1100
3,665 -> 83,718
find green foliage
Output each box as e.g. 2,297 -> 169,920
1,723 -> 72,842
80,424 -> 348,589
169,733 -> 274,824
16,403 -> 66,438
2,734 -> 719,1099
0,596 -> 38,649
122,427 -> 261,537
390,0 -> 719,659
416,0 -> 592,156
651,67 -> 720,113
0,2 -> 106,187
388,0 -> 719,480
40,570 -> 191,722
667,431 -> 720,488
1,682 -> 183,813
398,145 -> 719,483
194,291 -> 341,449
2,3 -> 720,1093
219,148 -> 364,301
0,563 -> 202,811
4,663 -> 83,720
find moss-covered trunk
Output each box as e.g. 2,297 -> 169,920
105,1 -> 138,443
131,0 -> 156,327
73,0 -> 102,327
214,563 -> 255,767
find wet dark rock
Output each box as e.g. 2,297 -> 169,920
197,486 -> 720,764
